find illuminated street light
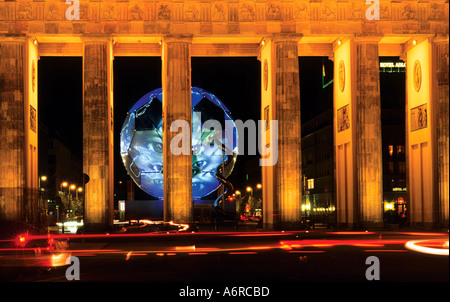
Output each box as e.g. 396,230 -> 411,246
69,184 -> 76,196
60,181 -> 68,192
38,175 -> 47,189
256,184 -> 262,189
235,190 -> 241,195
246,186 -> 253,196
76,187 -> 83,199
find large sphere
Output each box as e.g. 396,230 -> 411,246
120,87 -> 238,199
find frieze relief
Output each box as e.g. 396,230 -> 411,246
156,3 -> 171,21
293,1 -> 309,21
321,1 -> 337,21
129,4 -> 143,21
239,3 -> 255,22
45,1 -> 62,21
211,2 -> 227,22
0,1 -> 447,34
16,1 -> 33,20
266,2 -> 282,21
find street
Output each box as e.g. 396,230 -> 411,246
2,229 -> 447,284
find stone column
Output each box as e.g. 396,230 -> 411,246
354,38 -> 383,228
260,35 -> 302,230
82,38 -> 114,232
0,37 -> 39,224
161,35 -> 193,224
435,40 -> 448,228
333,38 -> 383,229
0,39 -> 26,222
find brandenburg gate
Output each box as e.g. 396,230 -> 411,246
0,0 -> 448,231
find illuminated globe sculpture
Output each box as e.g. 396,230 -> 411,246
120,87 -> 238,199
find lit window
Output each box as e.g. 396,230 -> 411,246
397,145 -> 404,156
389,145 -> 394,156
307,179 -> 314,190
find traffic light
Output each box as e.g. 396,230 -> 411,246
227,196 -> 234,202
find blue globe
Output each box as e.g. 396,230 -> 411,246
120,87 -> 238,199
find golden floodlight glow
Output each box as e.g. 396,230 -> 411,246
62,182 -> 68,187
70,184 -> 76,190
246,187 -> 252,192
338,40 -> 341,45
235,190 -> 241,195
40,176 -> 47,181
78,187 -> 83,192
413,39 -> 417,45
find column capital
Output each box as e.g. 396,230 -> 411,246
81,34 -> 113,44
265,33 -> 303,43
0,34 -> 27,43
432,34 -> 449,44
162,34 -> 193,44
258,34 -> 302,60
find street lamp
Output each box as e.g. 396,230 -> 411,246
246,186 -> 253,195
76,187 -> 83,199
256,183 -> 262,189
60,181 -> 68,192
38,175 -> 47,190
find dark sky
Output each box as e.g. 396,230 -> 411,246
38,55 -> 403,200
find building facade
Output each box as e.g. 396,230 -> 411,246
0,0 -> 448,230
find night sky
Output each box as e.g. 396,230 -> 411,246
38,56 -> 403,201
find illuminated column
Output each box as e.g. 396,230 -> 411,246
435,39 -> 449,228
405,38 -> 443,229
0,37 -> 39,223
82,38 -> 114,231
333,38 -> 383,228
260,35 -> 302,230
162,35 -> 193,224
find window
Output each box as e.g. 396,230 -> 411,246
388,145 -> 394,156
397,145 -> 405,156
398,162 -> 406,174
307,179 -> 314,190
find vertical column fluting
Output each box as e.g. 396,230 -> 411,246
0,40 -> 26,222
260,35 -> 302,230
354,40 -> 383,227
435,41 -> 449,227
274,39 -> 302,227
83,39 -> 114,231
162,35 -> 193,224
